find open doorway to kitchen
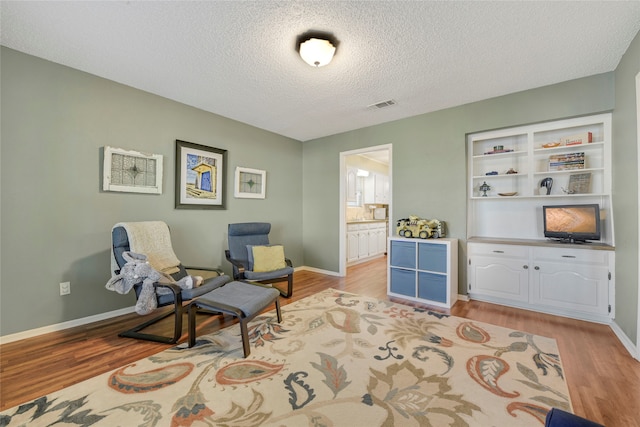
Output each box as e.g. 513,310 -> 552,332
339,144 -> 392,277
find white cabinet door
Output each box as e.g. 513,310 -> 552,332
363,174 -> 375,204
375,173 -> 389,203
346,168 -> 357,203
531,262 -> 609,316
469,255 -> 529,303
347,232 -> 359,263
376,226 -> 387,254
358,230 -> 369,258
368,228 -> 378,256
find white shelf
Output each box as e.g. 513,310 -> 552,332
467,113 -> 613,245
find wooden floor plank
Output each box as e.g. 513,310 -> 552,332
1,256 -> 639,426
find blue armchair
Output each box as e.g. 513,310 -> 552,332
225,222 -> 294,298
110,221 -> 231,344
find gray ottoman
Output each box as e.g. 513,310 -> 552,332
187,281 -> 281,357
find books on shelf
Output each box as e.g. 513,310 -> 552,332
548,152 -> 585,171
561,132 -> 592,146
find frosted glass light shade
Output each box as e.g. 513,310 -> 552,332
299,37 -> 336,67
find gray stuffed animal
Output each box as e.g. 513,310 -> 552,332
106,251 -> 200,315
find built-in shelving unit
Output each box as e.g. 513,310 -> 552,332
466,113 -> 615,323
467,113 -> 614,245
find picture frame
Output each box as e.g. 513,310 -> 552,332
103,146 -> 163,194
234,166 -> 266,199
567,172 -> 592,194
175,140 -> 227,209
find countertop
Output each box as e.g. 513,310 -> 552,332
468,236 -> 614,251
347,219 -> 388,224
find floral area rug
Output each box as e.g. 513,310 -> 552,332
0,288 -> 571,426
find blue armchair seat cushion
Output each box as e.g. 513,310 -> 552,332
244,266 -> 294,281
156,274 -> 230,305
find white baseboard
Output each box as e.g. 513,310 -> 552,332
0,306 -> 136,345
457,294 -> 470,302
296,265 -> 341,277
610,320 -> 639,360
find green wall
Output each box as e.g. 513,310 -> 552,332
0,47 -> 303,336
612,30 -> 640,346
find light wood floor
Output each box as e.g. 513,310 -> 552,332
2,256 -> 639,426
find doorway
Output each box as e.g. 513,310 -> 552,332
339,144 -> 392,276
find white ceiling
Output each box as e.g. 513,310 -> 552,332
2,1 -> 639,142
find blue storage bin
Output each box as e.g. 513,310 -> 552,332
390,241 -> 416,269
390,267 -> 416,297
418,243 -> 447,273
418,272 -> 447,303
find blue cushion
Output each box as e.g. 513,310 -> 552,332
156,274 -> 231,305
244,266 -> 294,281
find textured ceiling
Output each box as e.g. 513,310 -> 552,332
2,1 -> 639,142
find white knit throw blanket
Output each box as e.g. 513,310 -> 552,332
110,221 -> 181,276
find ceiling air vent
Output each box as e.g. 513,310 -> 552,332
368,99 -> 396,110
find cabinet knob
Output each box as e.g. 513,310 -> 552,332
534,266 -> 540,270
523,265 -> 528,269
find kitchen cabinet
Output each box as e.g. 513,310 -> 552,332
363,172 -> 389,204
346,167 -> 357,204
347,227 -> 359,263
388,237 -> 458,308
347,221 -> 387,264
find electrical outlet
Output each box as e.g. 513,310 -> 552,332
60,282 -> 71,296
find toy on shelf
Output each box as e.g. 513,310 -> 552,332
396,215 -> 446,239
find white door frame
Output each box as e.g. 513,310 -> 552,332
339,144 -> 393,276
636,71 -> 640,360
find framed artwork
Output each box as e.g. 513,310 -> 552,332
234,166 -> 266,199
103,146 -> 163,194
175,140 -> 227,209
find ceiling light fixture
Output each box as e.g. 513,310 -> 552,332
296,30 -> 339,67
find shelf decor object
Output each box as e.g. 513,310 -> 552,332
479,181 -> 491,197
175,140 -> 227,209
234,167 -> 266,199
103,146 -> 163,194
566,172 -> 592,194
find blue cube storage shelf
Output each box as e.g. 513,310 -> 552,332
388,237 -> 458,308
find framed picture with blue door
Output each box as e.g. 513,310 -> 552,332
175,140 -> 227,209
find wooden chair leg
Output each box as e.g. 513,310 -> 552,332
188,303 -> 198,348
240,319 -> 250,358
275,297 -> 282,323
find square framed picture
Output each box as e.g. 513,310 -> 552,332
175,140 -> 227,209
103,146 -> 163,194
234,166 -> 266,199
